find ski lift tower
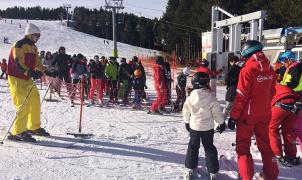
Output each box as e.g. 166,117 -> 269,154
105,0 -> 124,58
209,6 -> 266,71
63,4 -> 71,26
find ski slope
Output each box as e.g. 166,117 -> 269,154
0,19 -> 302,180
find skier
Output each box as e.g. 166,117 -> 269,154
100,56 -> 108,96
51,46 -> 73,96
88,56 -> 104,106
148,56 -> 167,115
118,58 -> 132,105
163,56 -> 172,104
223,56 -> 242,121
70,53 -> 87,106
6,23 -> 55,142
229,40 -> 279,179
0,58 -> 8,79
183,72 -> 225,180
132,69 -> 145,109
173,67 -> 191,112
105,56 -> 119,103
269,51 -> 302,166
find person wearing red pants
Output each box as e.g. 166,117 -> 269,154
269,51 -> 302,166
148,56 -> 167,115
88,56 -> 104,105
229,40 -> 279,180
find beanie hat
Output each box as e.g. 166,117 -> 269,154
25,23 -> 41,35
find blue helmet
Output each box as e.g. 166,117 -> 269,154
278,51 -> 296,62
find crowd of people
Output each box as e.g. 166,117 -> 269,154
183,40 -> 302,180
4,22 -> 302,180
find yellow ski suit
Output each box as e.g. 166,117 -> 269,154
7,36 -> 45,135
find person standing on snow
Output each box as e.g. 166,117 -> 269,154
173,67 -> 191,112
163,56 -> 172,104
0,58 -> 8,79
70,53 -> 87,106
132,69 -> 145,109
269,51 -> 302,166
148,56 -> 168,115
88,56 -> 104,105
223,56 -> 242,120
183,72 -> 225,180
118,58 -> 132,105
51,46 -> 73,95
228,40 -> 279,179
105,56 -> 119,103
6,23 -> 55,142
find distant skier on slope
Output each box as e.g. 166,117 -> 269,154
182,72 -> 225,180
6,23 -> 56,142
229,40 -> 279,179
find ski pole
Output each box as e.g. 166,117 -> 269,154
0,83 -> 35,144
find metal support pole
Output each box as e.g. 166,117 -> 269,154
112,8 -> 118,57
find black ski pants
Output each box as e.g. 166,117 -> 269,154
185,129 -> 219,173
108,79 -> 118,100
174,86 -> 186,112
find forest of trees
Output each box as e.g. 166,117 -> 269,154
1,0 -> 302,62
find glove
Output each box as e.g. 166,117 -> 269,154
227,118 -> 237,130
27,69 -> 43,80
185,123 -> 190,132
44,70 -> 56,77
216,123 -> 226,134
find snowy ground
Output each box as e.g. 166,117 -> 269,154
0,19 -> 302,180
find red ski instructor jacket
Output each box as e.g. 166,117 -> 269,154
230,52 -> 277,122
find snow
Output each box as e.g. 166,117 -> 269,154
1,19 -> 302,180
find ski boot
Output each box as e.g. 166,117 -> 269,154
276,156 -> 292,167
27,128 -> 50,136
285,156 -> 301,166
147,110 -> 163,115
185,169 -> 194,180
7,132 -> 37,143
210,173 -> 217,180
158,107 -> 170,114
87,99 -> 94,107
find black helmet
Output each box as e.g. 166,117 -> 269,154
94,55 -> 99,61
121,58 -> 126,63
109,56 -> 116,62
59,46 -> 65,51
201,59 -> 209,67
132,56 -> 138,63
76,53 -> 84,60
155,56 -> 164,65
241,40 -> 263,59
191,72 -> 210,89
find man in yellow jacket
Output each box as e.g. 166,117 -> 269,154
7,23 -> 55,142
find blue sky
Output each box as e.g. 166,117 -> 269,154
0,0 -> 167,19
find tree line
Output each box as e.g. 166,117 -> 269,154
1,1 -> 302,64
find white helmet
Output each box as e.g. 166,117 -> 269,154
183,67 -> 191,76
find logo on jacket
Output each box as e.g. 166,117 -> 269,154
257,75 -> 273,82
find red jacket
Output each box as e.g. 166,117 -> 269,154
153,64 -> 166,90
230,52 -> 276,121
272,84 -> 300,105
1,62 -> 7,71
